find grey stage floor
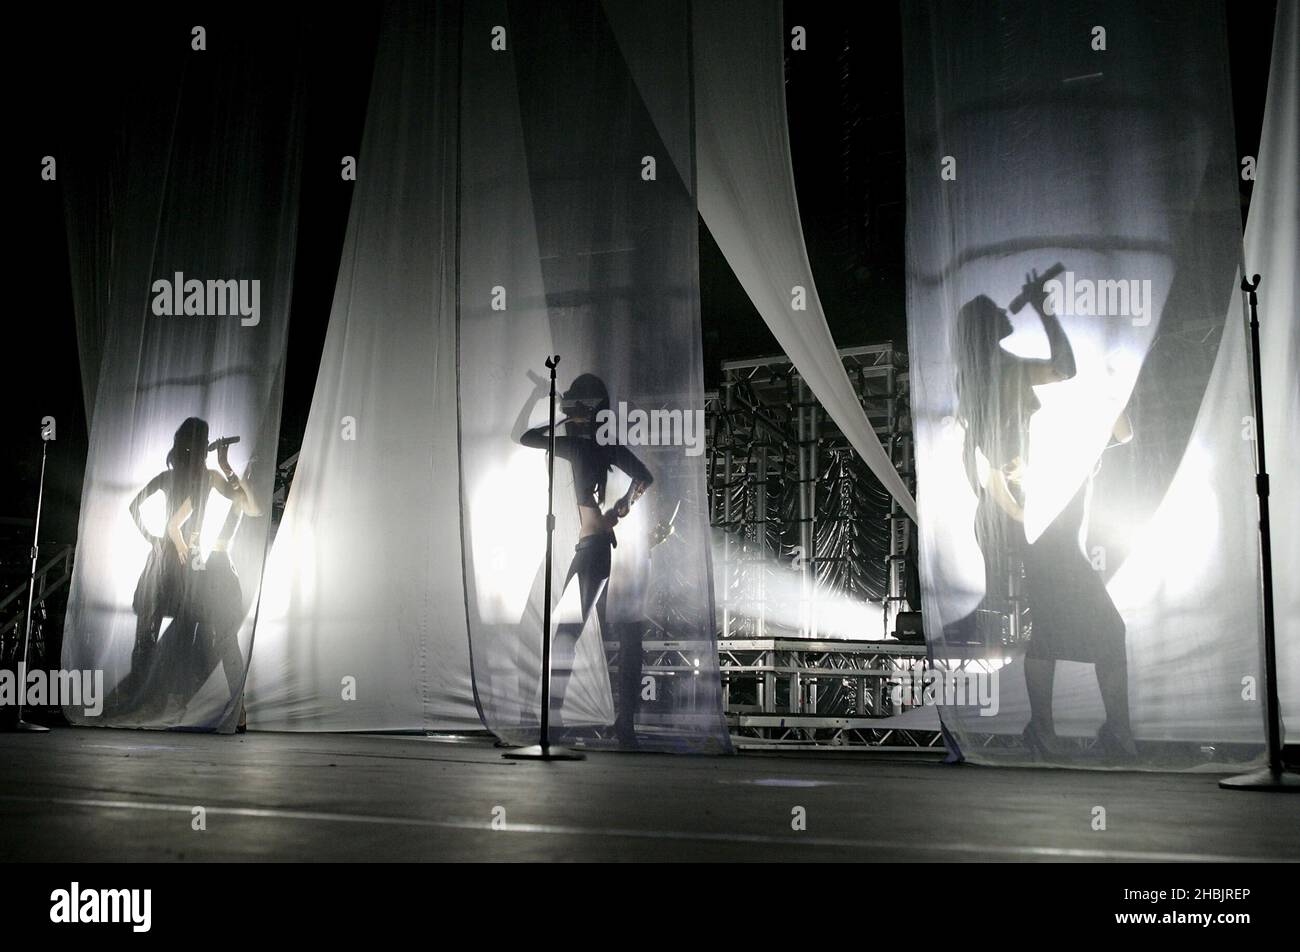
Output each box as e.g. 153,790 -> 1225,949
1,728 -> 1297,862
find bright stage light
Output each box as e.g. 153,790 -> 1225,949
713,533 -> 886,639
1110,438 -> 1221,606
468,446 -> 549,624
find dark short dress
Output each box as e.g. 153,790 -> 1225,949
970,355 -> 1126,665
1022,479 -> 1126,665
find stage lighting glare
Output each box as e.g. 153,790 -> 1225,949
1111,439 -> 1220,606
713,533 -> 886,639
1023,377 -> 1128,544
468,447 -> 549,623
932,656 -> 1012,676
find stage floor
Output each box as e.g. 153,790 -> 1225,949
1,729 -> 1296,862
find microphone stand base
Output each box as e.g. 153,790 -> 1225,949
502,743 -> 586,761
1219,766 -> 1300,792
6,719 -> 51,733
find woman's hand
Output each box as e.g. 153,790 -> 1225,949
1021,269 -> 1052,314
1022,268 -> 1077,382
988,460 -> 1026,523
604,487 -> 639,529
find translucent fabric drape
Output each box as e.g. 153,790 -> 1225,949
607,0 -> 918,521
61,32 -> 181,424
61,30 -> 304,732
903,0 -> 1264,767
1252,1 -> 1298,734
63,140 -> 123,425
245,0 -> 479,731
458,0 -> 730,752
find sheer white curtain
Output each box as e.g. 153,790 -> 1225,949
607,0 -> 918,521
694,0 -> 917,521
902,0 -> 1264,767
61,27 -> 166,424
62,30 -> 304,732
458,0 -> 729,752
1251,1 -> 1298,734
244,0 -> 479,731
455,0 -> 611,738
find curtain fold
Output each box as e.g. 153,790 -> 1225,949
688,0 -> 918,522
457,0 -> 730,752
244,0 -> 479,731
1251,0 -> 1298,734
62,40 -> 183,424
63,148 -> 120,425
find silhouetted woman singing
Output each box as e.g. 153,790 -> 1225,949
520,374 -> 652,740
126,417 -> 258,710
953,269 -> 1136,762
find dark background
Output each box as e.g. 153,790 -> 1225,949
4,0 -> 1280,560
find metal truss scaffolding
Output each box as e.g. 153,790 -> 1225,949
706,343 -> 914,641
702,343 -> 935,749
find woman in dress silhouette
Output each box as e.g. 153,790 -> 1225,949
953,270 -> 1136,761
125,417 -> 258,714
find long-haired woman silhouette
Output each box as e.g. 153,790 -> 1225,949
953,270 -> 1136,761
124,417 -> 259,713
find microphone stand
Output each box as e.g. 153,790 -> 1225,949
1220,275 -> 1297,790
505,356 -> 583,761
10,438 -> 52,732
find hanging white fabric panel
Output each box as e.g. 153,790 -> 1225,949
1251,1 -> 1298,734
688,0 -> 918,522
61,29 -> 304,732
903,0 -> 1264,767
63,148 -> 122,425
457,0 -> 730,752
456,0 -> 611,739
607,0 -> 914,521
62,39 -> 187,426
244,0 -> 479,731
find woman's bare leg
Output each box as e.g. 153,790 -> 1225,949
1025,658 -> 1056,735
1096,655 -> 1137,756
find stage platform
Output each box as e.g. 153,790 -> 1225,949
716,637 -> 943,749
2,728 -> 1297,863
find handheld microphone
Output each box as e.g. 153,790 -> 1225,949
208,436 -> 241,451
1008,262 -> 1065,314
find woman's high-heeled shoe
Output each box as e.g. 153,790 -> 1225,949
1096,720 -> 1138,763
1022,720 -> 1066,760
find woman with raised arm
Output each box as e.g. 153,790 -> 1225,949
519,373 -> 652,743
953,269 -> 1135,762
125,417 -> 258,711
